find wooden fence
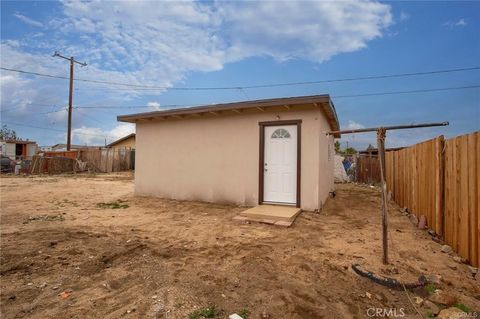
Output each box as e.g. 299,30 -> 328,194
78,148 -> 133,173
356,154 -> 380,184
385,132 -> 479,266
444,132 -> 479,268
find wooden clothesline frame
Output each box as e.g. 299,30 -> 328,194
327,121 -> 449,264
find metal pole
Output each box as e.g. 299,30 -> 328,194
327,121 -> 449,135
67,57 -> 74,151
377,128 -> 389,264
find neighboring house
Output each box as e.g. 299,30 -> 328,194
0,139 -> 38,160
118,95 -> 340,211
107,133 -> 135,150
49,144 -> 100,152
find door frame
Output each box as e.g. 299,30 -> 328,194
258,119 -> 302,208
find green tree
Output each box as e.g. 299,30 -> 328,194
344,147 -> 357,155
0,125 -> 18,140
334,141 -> 341,153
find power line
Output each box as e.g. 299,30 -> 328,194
38,108 -> 67,115
76,110 -> 112,126
1,66 -> 479,91
2,84 -> 479,113
74,103 -> 200,109
332,84 -> 480,99
69,84 -> 480,109
2,121 -> 116,138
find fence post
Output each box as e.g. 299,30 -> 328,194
377,128 -> 389,265
437,136 -> 445,237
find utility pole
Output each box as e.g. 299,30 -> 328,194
327,121 -> 449,265
53,52 -> 87,151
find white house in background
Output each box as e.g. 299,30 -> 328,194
0,139 -> 38,160
46,143 -> 100,152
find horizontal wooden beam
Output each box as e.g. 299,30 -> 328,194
327,122 -> 449,135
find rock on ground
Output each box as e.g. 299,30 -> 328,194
418,215 -> 427,229
437,307 -> 466,319
441,245 -> 453,254
428,290 -> 457,307
423,300 -> 440,316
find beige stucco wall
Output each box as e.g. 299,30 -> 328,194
135,108 -> 334,211
110,136 -> 135,150
317,114 -> 335,209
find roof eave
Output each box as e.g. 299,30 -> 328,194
117,94 -> 340,136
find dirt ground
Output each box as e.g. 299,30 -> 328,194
1,172 -> 479,319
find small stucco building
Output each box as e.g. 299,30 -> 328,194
1,139 -> 38,160
118,95 -> 340,211
107,133 -> 136,150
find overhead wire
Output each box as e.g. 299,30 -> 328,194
1,66 -> 479,90
1,121 -> 116,138
60,84 -> 480,110
3,84 -> 478,113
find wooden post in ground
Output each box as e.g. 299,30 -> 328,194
326,121 -> 449,265
377,127 -> 389,264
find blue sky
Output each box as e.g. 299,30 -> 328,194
0,0 -> 479,149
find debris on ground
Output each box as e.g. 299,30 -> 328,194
414,296 -> 424,305
126,306 -> 137,314
352,264 -> 426,290
441,245 -> 453,254
23,214 -> 64,223
467,266 -> 478,276
96,200 -> 129,209
452,256 -> 464,264
59,291 -> 70,299
418,215 -> 427,229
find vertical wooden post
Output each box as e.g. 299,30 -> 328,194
377,128 -> 389,264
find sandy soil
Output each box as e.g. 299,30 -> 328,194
0,173 -> 478,319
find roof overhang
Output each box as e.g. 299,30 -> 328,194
1,139 -> 37,144
117,95 -> 340,137
107,133 -> 136,147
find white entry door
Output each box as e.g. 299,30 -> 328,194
263,125 -> 297,204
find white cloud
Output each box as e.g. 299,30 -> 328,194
3,1 -> 393,93
219,1 -> 392,62
2,1 -> 393,145
399,11 -> 410,22
345,120 -> 366,130
443,18 -> 467,28
456,18 -> 467,26
72,123 -> 135,145
13,12 -> 43,28
147,102 -> 161,111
